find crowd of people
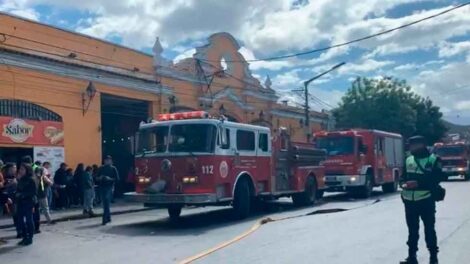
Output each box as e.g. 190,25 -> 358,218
0,155 -> 119,246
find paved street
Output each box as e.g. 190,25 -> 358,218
1,181 -> 469,264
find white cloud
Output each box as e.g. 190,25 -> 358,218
394,63 -> 418,71
337,59 -> 394,75
439,41 -> 470,58
173,48 -> 195,63
0,0 -> 39,20
411,62 -> 470,124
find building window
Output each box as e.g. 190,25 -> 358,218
236,130 -> 255,151
0,99 -> 62,122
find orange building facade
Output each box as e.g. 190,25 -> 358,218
0,13 -> 332,175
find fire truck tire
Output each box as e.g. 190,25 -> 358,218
292,176 -> 317,206
233,179 -> 252,219
355,172 -> 373,198
316,190 -> 324,200
382,173 -> 398,193
168,205 -> 182,220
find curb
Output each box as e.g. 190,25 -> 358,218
0,207 -> 153,230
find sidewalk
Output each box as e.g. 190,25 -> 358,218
0,199 -> 153,229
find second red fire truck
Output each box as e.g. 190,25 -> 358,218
313,129 -> 404,198
433,142 -> 470,181
125,111 -> 327,219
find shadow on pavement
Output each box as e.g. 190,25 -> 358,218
102,190 -> 399,238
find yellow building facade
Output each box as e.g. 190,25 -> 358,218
0,13 -> 331,175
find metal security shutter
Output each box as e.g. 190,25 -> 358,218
0,99 -> 62,122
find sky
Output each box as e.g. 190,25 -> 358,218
1,0 -> 470,124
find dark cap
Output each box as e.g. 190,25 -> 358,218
408,135 -> 425,145
104,155 -> 113,160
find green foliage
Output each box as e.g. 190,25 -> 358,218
333,77 -> 447,144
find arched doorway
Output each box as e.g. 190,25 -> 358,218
0,99 -> 63,165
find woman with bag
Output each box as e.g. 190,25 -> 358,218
35,167 -> 53,225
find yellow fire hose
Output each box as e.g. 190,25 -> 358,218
179,199 -> 380,264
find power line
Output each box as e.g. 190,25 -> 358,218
201,2 -> 470,63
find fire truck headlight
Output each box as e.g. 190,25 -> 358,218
137,177 -> 151,184
350,176 -> 357,182
458,167 -> 465,172
183,176 -> 198,184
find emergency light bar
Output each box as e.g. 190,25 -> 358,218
157,111 -> 209,121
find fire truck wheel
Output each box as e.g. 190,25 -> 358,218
355,172 -> 373,198
167,205 -> 182,220
316,190 -> 324,200
233,179 -> 252,219
292,176 -> 317,206
382,173 -> 398,193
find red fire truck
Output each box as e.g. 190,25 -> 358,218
125,111 -> 326,219
433,142 -> 470,181
313,129 -> 404,198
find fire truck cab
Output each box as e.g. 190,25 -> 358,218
433,142 -> 470,181
314,129 -> 404,198
125,111 -> 326,219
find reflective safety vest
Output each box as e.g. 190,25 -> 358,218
401,154 -> 437,201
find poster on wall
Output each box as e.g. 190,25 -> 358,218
34,146 -> 65,175
0,116 -> 64,146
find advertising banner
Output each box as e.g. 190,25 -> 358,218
33,146 -> 65,174
0,116 -> 64,146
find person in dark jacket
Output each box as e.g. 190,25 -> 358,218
16,163 -> 37,246
73,164 -> 85,206
97,156 -> 119,225
400,136 -> 443,264
2,163 -> 20,237
65,168 -> 74,208
54,163 -> 68,209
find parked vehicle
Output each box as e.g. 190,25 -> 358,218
125,111 -> 326,219
313,129 -> 404,198
433,142 -> 470,181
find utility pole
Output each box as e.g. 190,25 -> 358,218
293,62 -> 345,141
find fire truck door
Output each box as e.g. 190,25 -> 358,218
375,137 -> 385,183
274,132 -> 290,191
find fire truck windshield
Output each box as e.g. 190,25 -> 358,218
316,136 -> 354,156
137,126 -> 169,154
168,124 -> 217,153
434,146 -> 465,157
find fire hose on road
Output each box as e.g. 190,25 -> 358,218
179,199 -> 381,264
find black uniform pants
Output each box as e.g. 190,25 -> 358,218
404,197 -> 438,255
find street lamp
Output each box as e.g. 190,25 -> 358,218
293,62 -> 345,141
82,81 -> 97,116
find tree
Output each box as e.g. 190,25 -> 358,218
333,77 -> 447,144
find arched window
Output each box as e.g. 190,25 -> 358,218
0,99 -> 62,122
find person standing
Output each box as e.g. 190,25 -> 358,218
2,163 -> 20,237
35,167 -> 53,225
65,168 -> 74,208
54,163 -> 68,209
82,166 -> 95,217
92,164 -> 101,205
400,136 -> 444,264
73,164 -> 85,206
15,163 -> 37,246
97,156 -> 119,225
42,162 -> 53,210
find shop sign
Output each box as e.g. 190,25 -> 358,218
2,118 -> 34,143
0,116 -> 64,146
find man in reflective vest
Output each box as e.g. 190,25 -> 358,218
400,136 -> 442,264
